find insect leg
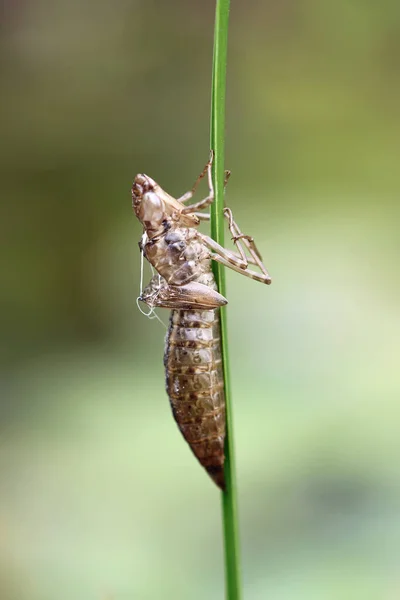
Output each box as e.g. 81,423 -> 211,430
194,212 -> 260,267
198,232 -> 271,284
198,233 -> 247,269
181,154 -> 214,214
193,212 -> 211,221
223,207 -> 270,279
178,150 -> 230,212
177,151 -> 214,204
223,207 -> 247,264
226,251 -> 258,267
180,156 -> 232,214
181,194 -> 214,214
211,254 -> 272,284
189,168 -> 231,215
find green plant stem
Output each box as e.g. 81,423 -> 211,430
210,2 -> 242,599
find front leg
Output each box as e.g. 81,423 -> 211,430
177,152 -> 230,214
177,151 -> 214,204
180,152 -> 214,214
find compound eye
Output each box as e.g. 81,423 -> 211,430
140,191 -> 164,223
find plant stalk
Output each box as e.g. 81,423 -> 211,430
210,1 -> 242,599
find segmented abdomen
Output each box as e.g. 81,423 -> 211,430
164,308 -> 226,489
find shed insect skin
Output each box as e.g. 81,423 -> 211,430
132,152 -> 271,489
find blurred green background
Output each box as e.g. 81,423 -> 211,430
1,1 -> 400,598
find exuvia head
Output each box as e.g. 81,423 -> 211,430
132,174 -> 165,232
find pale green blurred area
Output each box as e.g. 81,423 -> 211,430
1,0 -> 400,598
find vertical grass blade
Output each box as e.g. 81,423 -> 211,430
210,2 -> 242,599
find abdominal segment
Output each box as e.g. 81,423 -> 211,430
164,308 -> 226,489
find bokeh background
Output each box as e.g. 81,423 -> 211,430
1,1 -> 400,598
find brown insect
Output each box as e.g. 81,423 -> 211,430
132,152 -> 271,489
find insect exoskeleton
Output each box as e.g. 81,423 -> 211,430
132,153 -> 271,489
